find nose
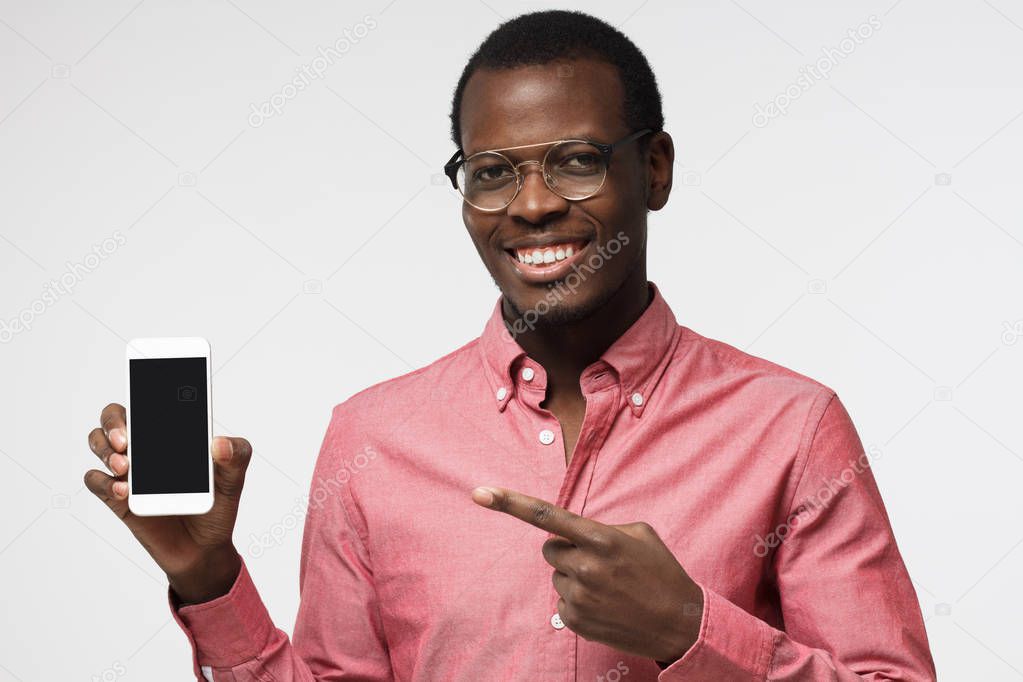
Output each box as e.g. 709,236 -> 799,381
506,161 -> 570,225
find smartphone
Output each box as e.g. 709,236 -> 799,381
125,337 -> 214,516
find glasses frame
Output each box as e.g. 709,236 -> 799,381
443,128 -> 654,212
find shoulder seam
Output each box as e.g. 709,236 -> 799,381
688,329 -> 830,392
780,388 -> 839,520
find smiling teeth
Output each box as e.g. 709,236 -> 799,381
514,241 -> 585,265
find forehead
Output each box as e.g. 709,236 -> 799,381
459,58 -> 627,156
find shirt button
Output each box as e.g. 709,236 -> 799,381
630,392 -> 644,406
550,612 -> 565,629
538,429 -> 555,445
521,367 -> 535,381
496,387 -> 507,401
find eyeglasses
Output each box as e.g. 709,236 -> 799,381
443,128 -> 653,212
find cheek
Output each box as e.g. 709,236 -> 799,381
586,196 -> 645,273
463,212 -> 498,260
588,192 -> 640,244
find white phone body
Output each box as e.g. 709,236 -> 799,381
126,337 -> 214,516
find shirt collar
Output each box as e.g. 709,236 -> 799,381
478,281 -> 681,416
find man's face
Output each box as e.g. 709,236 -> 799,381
458,57 -> 664,326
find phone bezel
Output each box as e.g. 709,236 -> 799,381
125,337 -> 214,516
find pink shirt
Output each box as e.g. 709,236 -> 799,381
170,282 -> 935,681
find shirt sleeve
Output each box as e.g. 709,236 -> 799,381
168,403 -> 394,681
657,392 -> 937,681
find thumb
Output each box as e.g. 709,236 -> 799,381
212,436 -> 252,499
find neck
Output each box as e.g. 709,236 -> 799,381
502,265 -> 651,398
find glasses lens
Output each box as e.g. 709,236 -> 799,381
546,141 -> 606,199
458,153 -> 517,210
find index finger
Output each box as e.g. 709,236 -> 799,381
471,486 -> 609,547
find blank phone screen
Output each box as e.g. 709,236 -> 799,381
128,357 -> 210,494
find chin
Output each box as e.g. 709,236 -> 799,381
502,280 -> 619,330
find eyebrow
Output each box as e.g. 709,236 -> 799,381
466,132 -> 600,158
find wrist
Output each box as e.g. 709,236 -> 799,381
656,585 -> 704,666
168,544 -> 241,605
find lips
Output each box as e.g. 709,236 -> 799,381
502,238 -> 592,284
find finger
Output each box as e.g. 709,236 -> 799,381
83,469 -> 164,542
83,468 -> 131,520
541,536 -> 579,573
212,436 -> 253,500
471,486 -> 609,548
100,403 -> 127,452
88,427 -> 128,475
552,568 -> 574,600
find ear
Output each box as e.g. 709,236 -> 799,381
645,131 -> 674,211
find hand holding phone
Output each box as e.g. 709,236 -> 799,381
83,338 -> 252,603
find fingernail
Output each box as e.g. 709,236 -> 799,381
213,438 -> 232,462
110,429 -> 125,448
113,481 -> 127,497
472,487 -> 496,507
112,453 -> 127,473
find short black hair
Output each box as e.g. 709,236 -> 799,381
449,10 -> 664,150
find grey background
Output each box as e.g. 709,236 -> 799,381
1,0 -> 1021,679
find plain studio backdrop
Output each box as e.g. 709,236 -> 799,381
1,1 -> 1021,679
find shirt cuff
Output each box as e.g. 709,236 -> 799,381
168,556 -> 275,669
657,583 -> 775,680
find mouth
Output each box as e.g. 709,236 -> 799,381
502,238 -> 592,284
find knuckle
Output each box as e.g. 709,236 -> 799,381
574,561 -> 600,584
541,544 -> 554,564
88,428 -> 109,455
584,530 -> 612,552
541,538 -> 562,563
100,404 -> 123,431
531,502 -> 554,526
232,438 -> 253,461
83,469 -> 107,495
634,520 -> 656,536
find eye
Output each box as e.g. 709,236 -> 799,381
470,163 -> 515,186
561,153 -> 599,170
564,154 -> 597,167
475,165 -> 513,181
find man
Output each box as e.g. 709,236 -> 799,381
85,10 -> 936,681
